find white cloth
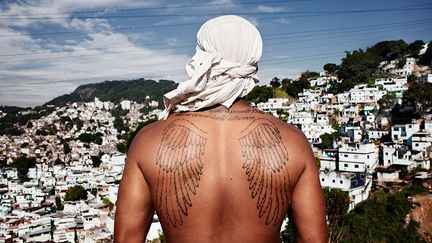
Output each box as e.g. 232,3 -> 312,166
158,15 -> 263,120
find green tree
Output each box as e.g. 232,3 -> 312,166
281,78 -> 293,90
114,117 -> 130,133
63,143 -> 71,154
419,41 -> 432,66
77,132 -> 103,145
102,197 -> 114,211
276,109 -> 289,122
245,85 -> 274,103
407,73 -> 418,83
319,133 -> 335,148
404,82 -> 432,115
91,152 -> 104,168
378,93 -> 396,114
323,188 -> 350,225
270,77 -> 281,88
55,196 -> 64,210
11,156 -> 36,182
54,158 -> 64,165
285,80 -> 310,98
116,142 -> 127,153
299,70 -> 320,81
323,63 -> 337,73
407,40 -> 425,57
340,186 -> 425,242
64,185 -> 88,201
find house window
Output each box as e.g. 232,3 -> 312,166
367,155 -> 370,159
340,180 -> 343,184
332,180 -> 335,183
344,164 -> 348,167
321,178 -> 324,181
354,164 -> 359,168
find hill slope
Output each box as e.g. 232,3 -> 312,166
45,78 -> 178,108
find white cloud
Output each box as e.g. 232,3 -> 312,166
256,5 -> 285,13
165,36 -> 178,45
242,16 -> 259,27
274,18 -> 291,25
0,0 -> 190,107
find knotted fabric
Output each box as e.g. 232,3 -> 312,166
158,15 -> 263,120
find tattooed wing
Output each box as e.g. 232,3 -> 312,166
238,119 -> 291,226
156,120 -> 207,227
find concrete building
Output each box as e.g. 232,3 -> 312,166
320,143 -> 378,173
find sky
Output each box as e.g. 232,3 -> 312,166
0,0 -> 431,107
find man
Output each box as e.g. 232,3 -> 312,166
114,15 -> 328,242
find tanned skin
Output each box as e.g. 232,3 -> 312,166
114,99 -> 328,242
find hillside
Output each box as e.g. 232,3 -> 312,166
45,78 -> 178,108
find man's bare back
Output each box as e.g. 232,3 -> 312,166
114,100 -> 328,242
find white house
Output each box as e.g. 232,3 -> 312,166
257,98 -> 290,114
381,143 -> 430,169
320,171 -> 372,211
320,143 -> 377,173
368,129 -> 389,140
391,122 -> 420,144
411,131 -> 432,151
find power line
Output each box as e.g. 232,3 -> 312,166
1,7 -> 430,38
1,18 -> 429,58
2,6 -> 432,20
2,21 -> 429,63
0,49 -> 346,81
0,0 -> 292,17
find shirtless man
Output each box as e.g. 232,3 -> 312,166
114,15 -> 327,242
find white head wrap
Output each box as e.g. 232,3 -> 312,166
158,15 -> 263,120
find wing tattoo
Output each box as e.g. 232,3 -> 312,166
155,119 -> 207,227
238,118 -> 291,226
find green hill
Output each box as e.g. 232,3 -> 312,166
45,78 -> 178,108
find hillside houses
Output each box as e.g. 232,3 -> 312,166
0,98 -> 156,242
254,67 -> 431,210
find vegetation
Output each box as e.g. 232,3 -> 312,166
270,77 -> 281,88
63,143 -> 71,154
45,79 -> 178,110
64,185 -> 88,201
284,79 -> 310,99
335,39 -> 427,93
91,152 -> 104,168
55,196 -> 64,210
245,85 -> 274,103
0,105 -> 55,135
77,132 -> 103,145
378,93 -> 396,115
403,81 -> 432,115
418,41 -> 432,66
102,197 -> 114,211
281,184 -> 426,243
11,156 -> 36,182
113,117 -> 130,133
323,63 -> 338,73
324,188 -> 350,225
338,185 -> 426,243
319,132 -> 338,148
125,118 -> 158,152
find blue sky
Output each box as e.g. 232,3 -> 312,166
0,0 -> 431,107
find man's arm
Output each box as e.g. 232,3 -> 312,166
114,136 -> 154,242
288,130 -> 328,243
